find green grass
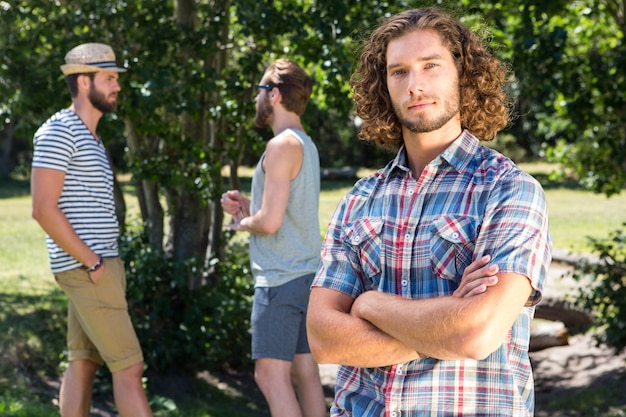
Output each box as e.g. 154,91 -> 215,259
2,164 -> 626,415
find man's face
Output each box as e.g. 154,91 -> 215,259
254,78 -> 273,128
386,29 -> 461,134
87,71 -> 121,114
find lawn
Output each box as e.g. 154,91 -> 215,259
2,162 -> 626,416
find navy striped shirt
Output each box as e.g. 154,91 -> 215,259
32,108 -> 119,273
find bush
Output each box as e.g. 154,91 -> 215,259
573,223 -> 626,352
120,223 -> 254,374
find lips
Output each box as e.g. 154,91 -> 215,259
408,100 -> 433,111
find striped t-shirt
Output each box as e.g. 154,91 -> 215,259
32,108 -> 119,273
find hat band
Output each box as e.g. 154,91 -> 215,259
85,61 -> 120,69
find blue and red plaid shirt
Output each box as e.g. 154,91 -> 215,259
313,130 -> 552,416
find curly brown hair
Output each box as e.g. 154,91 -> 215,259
351,7 -> 513,151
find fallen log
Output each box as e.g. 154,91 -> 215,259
534,297 -> 593,331
530,320 -> 569,351
529,297 -> 594,351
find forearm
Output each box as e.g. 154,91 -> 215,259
238,213 -> 271,235
355,292 -> 479,360
307,289 -> 421,367
34,206 -> 99,267
354,277 -> 530,361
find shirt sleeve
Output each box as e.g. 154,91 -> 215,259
32,122 -> 76,172
475,170 -> 552,306
313,192 -> 369,298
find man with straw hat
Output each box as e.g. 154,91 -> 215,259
31,43 -> 153,417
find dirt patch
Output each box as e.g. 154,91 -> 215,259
532,333 -> 626,416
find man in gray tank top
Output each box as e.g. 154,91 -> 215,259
221,59 -> 326,417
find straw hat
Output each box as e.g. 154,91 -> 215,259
60,43 -> 126,75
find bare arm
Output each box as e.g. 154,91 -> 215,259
307,255 -> 500,366
352,271 -> 531,360
237,134 -> 303,235
307,287 -> 420,367
31,167 -> 104,279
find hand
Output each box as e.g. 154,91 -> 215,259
453,254 -> 499,298
88,262 -> 106,284
220,190 -> 244,215
221,190 -> 250,230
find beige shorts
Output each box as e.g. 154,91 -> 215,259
54,257 -> 143,373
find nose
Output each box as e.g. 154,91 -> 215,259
407,71 -> 425,96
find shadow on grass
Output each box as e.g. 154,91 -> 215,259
533,352 -> 626,416
527,172 -> 583,191
0,288 -> 272,416
0,178 -> 31,199
0,289 -> 67,408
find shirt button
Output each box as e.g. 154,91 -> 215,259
391,412 -> 398,417
396,367 -> 403,375
404,233 -> 411,239
354,236 -> 361,242
408,189 -> 414,195
451,232 -> 459,239
402,280 -> 408,287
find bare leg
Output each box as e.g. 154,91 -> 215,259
112,361 -> 153,417
291,353 -> 327,417
255,357 -> 302,417
59,359 -> 100,417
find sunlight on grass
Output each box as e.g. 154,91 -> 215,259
0,196 -> 55,295
2,162 -> 626,417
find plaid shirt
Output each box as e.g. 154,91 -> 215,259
313,131 -> 552,416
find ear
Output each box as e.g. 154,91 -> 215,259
270,88 -> 280,103
77,74 -> 91,90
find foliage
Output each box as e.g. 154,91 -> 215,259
573,224 -> 626,352
2,0 -> 626,399
540,1 -> 626,196
120,221 -> 254,373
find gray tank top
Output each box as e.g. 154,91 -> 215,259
249,128 -> 321,287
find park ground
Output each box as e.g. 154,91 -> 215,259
48,250 -> 626,416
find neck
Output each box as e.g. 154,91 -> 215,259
270,107 -> 304,136
70,98 -> 103,140
403,123 -> 462,178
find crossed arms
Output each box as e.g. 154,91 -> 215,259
306,255 -> 533,367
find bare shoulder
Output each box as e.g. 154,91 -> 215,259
265,133 -> 303,161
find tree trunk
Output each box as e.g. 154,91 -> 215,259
124,117 -> 164,247
0,120 -> 16,178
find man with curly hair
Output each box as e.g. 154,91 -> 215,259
307,7 -> 552,416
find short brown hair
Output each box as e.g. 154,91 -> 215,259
264,59 -> 313,116
351,7 -> 513,151
66,73 -> 96,98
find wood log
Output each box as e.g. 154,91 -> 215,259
534,297 -> 593,331
530,320 -> 569,351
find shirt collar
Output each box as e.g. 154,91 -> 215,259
386,129 -> 480,179
440,129 -> 480,172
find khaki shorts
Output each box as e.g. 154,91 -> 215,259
54,257 -> 143,373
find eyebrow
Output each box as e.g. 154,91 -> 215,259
387,53 -> 447,71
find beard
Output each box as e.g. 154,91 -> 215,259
394,90 -> 460,134
88,83 -> 117,113
254,94 -> 273,128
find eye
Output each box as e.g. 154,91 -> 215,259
425,62 -> 437,69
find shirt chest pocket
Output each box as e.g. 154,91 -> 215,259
343,218 -> 383,290
429,215 -> 478,282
